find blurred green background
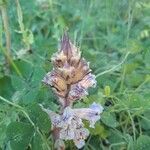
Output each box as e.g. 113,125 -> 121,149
0,0 -> 150,149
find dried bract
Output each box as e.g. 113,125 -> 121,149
43,32 -> 96,106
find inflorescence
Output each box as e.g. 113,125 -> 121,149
42,32 -> 103,149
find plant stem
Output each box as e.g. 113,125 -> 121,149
127,110 -> 136,141
0,2 -> 22,77
0,2 -> 11,65
0,45 -> 23,77
96,52 -> 130,78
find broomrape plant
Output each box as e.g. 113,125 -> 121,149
42,32 -> 103,149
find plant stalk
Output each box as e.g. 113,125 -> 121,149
0,2 -> 11,65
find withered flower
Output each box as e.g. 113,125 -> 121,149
42,32 -> 103,149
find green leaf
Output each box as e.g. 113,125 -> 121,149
30,67 -> 45,86
140,110 -> 150,130
89,122 -> 109,139
122,94 -> 150,110
101,112 -> 118,128
27,104 -> 51,133
6,122 -> 34,150
125,134 -> 134,150
21,87 -> 39,104
11,75 -> 25,90
31,132 -> 44,150
0,76 -> 14,98
125,72 -> 144,87
11,60 -> 33,79
89,136 -> 103,150
108,129 -> 125,144
127,40 -> 142,53
0,105 -> 18,148
136,135 -> 150,150
124,63 -> 139,74
144,50 -> 150,67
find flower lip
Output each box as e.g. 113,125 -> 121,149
90,102 -> 104,114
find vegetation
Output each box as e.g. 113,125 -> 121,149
0,0 -> 150,149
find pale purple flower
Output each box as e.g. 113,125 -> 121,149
74,128 -> 89,149
41,102 -> 103,149
68,84 -> 88,101
39,106 -> 61,127
74,102 -> 104,128
67,73 -> 97,101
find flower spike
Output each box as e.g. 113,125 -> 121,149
42,32 -> 103,149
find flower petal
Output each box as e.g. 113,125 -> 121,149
79,73 -> 97,89
73,103 -> 103,128
75,128 -> 89,140
59,127 -> 75,140
74,139 -> 85,149
90,102 -> 104,114
68,84 -> 88,101
62,106 -> 73,123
